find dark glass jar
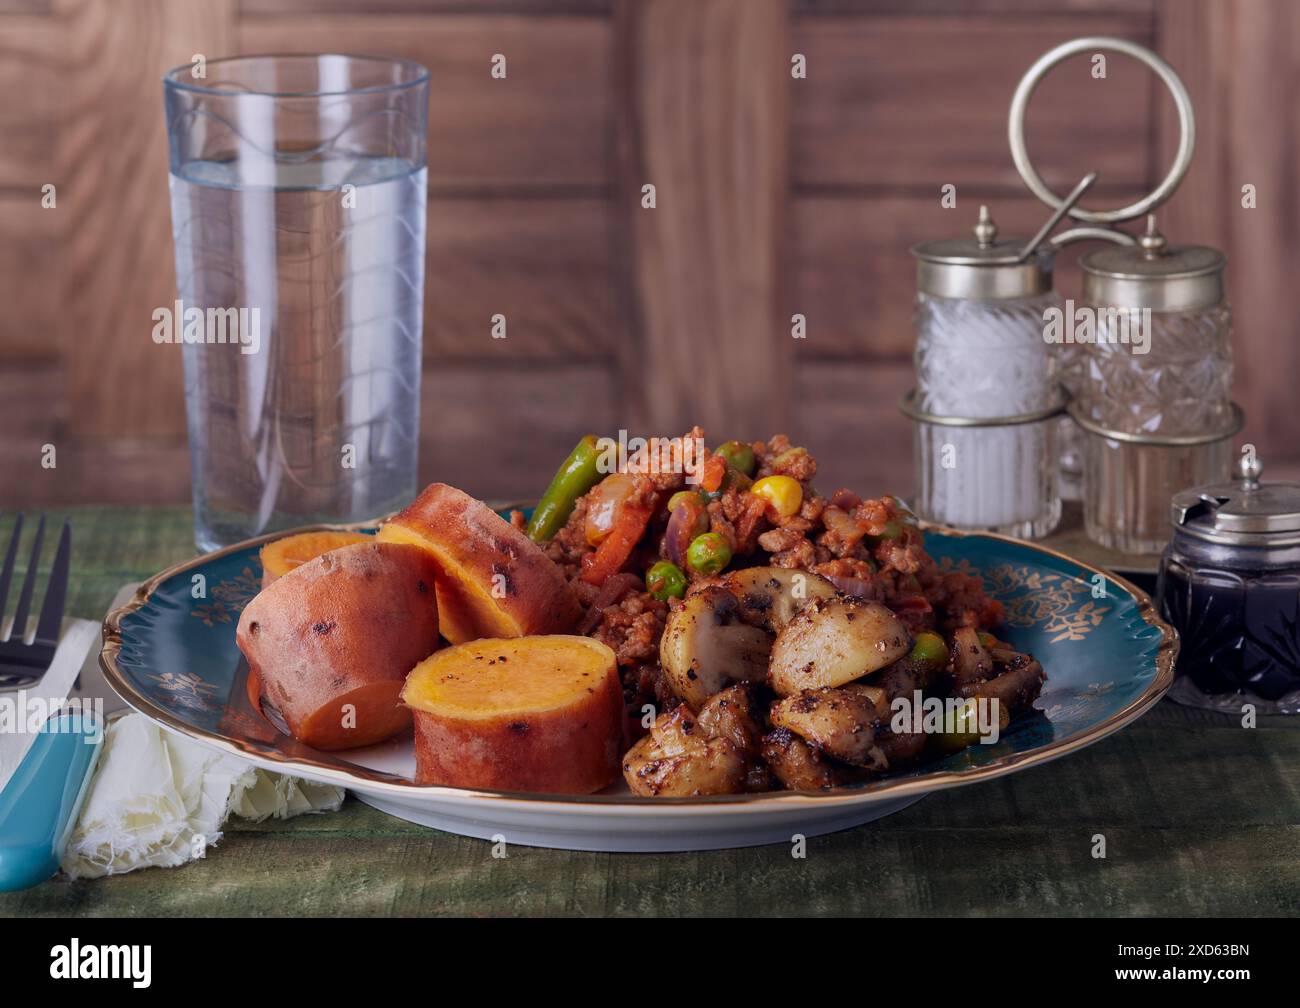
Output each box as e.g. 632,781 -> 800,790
1156,455 -> 1300,713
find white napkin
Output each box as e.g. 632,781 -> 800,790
0,618 -> 100,794
52,581 -> 345,880
62,713 -> 344,880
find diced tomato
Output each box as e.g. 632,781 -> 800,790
580,498 -> 656,586
700,454 -> 727,494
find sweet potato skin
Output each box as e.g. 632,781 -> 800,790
377,483 -> 581,643
405,637 -> 623,794
258,530 -> 371,587
236,541 -> 441,750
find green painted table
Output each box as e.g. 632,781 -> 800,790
1,507 -> 1297,917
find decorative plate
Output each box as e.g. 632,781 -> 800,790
101,518 -> 1176,852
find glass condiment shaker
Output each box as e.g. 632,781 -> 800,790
1157,453 -> 1300,714
1072,217 -> 1240,554
904,206 -> 1064,539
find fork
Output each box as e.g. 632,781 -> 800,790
0,515 -> 72,689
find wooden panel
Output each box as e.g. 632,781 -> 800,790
419,362 -> 617,501
794,191 -> 1148,358
620,0 -> 790,440
792,14 -> 1157,192
796,0 -> 1154,12
0,362 -> 192,506
0,14 -> 57,186
424,198 -> 615,361
239,15 -> 611,191
1157,0 -> 1300,469
57,0 -> 234,440
0,360 -> 619,506
0,198 -> 57,359
790,359 -> 914,498
241,0 -> 609,12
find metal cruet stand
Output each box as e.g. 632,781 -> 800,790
901,36 -> 1238,555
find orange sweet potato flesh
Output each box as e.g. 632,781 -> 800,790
402,636 -> 622,793
377,483 -> 580,644
259,531 -> 371,587
236,541 -> 440,750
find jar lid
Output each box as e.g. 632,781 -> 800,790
1171,454 -> 1300,545
912,206 -> 1051,299
1081,216 -> 1225,311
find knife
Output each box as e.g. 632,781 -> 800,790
0,617 -> 123,891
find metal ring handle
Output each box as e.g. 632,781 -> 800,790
1048,226 -> 1138,251
1008,36 -> 1195,224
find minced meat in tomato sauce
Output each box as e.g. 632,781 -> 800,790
542,432 -> 1004,726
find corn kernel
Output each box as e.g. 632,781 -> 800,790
751,475 -> 803,518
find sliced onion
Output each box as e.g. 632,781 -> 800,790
584,473 -> 637,546
830,489 -> 862,511
663,498 -> 708,567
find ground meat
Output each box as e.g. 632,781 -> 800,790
587,589 -> 668,668
712,489 -> 769,556
622,424 -> 703,494
548,433 -> 1005,693
544,494 -> 593,578
756,436 -> 817,484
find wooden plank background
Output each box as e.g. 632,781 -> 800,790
1,0 -> 1296,513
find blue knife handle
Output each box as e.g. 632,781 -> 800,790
0,713 -> 104,891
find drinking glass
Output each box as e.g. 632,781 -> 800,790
163,54 -> 429,550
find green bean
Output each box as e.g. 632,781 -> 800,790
526,435 -> 602,542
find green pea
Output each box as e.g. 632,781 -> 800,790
686,532 -> 732,576
909,631 -> 948,667
931,699 -> 983,755
715,440 -> 756,476
646,561 -> 687,601
877,520 -> 903,541
667,490 -> 705,514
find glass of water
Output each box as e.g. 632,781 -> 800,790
163,55 -> 429,551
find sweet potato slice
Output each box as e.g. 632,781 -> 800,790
377,482 -> 580,643
402,635 -> 622,793
258,530 -> 371,587
236,541 -> 441,750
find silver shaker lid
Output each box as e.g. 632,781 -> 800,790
912,206 -> 1052,300
1082,215 -> 1226,312
1171,453 -> 1300,546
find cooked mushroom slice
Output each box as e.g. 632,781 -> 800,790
770,687 -> 888,769
695,683 -> 764,755
722,566 -> 838,633
876,725 -> 927,771
761,727 -> 866,791
842,681 -> 890,716
956,651 -> 1045,718
769,597 -> 912,696
660,586 -> 773,709
623,705 -> 747,797
874,656 -> 924,704
949,626 -> 993,685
